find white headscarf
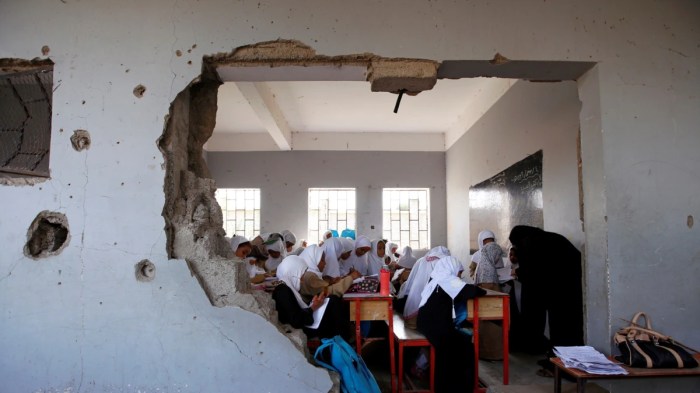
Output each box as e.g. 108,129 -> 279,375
321,230 -> 333,242
402,246 -> 451,319
418,256 -> 465,309
338,237 -> 356,276
386,242 -> 399,262
471,230 -> 496,264
397,246 -> 417,269
321,237 -> 343,278
281,230 -> 297,247
265,238 -> 287,271
300,244 -> 324,278
276,255 -> 310,309
367,239 -> 387,276
230,235 -> 249,256
345,235 -> 371,275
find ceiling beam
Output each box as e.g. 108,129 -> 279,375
235,82 -> 292,150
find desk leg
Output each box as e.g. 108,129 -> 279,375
502,296 -> 510,385
473,298 -> 480,391
354,300 -> 362,354
388,301 -> 396,393
397,341 -> 403,393
577,378 -> 586,393
554,366 -> 561,393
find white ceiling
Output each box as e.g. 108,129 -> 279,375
209,76 -> 518,152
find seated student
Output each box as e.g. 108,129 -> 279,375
298,245 -> 362,302
272,255 -> 350,340
400,246 -> 450,328
264,237 -> 287,273
230,235 -> 268,284
366,239 -> 388,276
340,228 -> 356,240
337,237 -> 356,276
473,230 -> 505,291
469,230 -> 492,279
345,235 -> 372,275
321,237 -> 346,281
385,241 -> 400,265
392,246 -> 417,292
417,255 -> 486,393
281,230 -> 297,253
318,230 -> 333,246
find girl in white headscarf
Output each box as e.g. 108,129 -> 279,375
264,237 -> 287,272
392,246 -> 417,291
386,242 -> 400,263
469,230 -> 495,278
401,246 -> 451,326
366,239 -> 388,276
344,235 -> 372,275
231,235 -> 267,283
416,255 -> 485,393
281,230 -> 297,253
338,237 -> 356,276
321,237 -> 344,279
473,230 -> 504,291
271,255 -> 350,340
299,244 -> 360,302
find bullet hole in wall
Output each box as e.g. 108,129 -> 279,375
688,215 -> 694,229
135,259 -> 156,282
70,129 -> 91,151
133,84 -> 146,98
24,211 -> 70,259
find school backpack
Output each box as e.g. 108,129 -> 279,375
313,335 -> 381,393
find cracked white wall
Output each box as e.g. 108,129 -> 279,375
0,1 -> 699,392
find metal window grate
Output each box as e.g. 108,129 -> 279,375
0,68 -> 53,177
308,188 -> 356,243
214,188 -> 261,239
382,188 -> 430,250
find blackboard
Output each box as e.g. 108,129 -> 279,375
469,150 -> 543,254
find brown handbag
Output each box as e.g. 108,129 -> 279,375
614,312 -> 698,368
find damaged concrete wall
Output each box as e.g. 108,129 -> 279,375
0,1 -> 698,392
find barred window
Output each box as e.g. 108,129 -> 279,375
214,188 -> 261,239
308,188 -> 356,243
0,64 -> 53,178
382,188 -> 430,250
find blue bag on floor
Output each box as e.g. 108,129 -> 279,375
313,335 -> 381,393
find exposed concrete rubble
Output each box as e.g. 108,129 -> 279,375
0,58 -> 53,75
70,129 -> 91,151
157,71 -> 313,353
206,39 -> 439,95
24,211 -> 70,259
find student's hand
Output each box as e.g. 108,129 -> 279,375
349,270 -> 362,280
310,292 -> 327,311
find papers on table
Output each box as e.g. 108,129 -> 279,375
305,298 -> 330,330
554,346 -> 628,375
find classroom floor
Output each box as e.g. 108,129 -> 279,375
362,344 -> 610,393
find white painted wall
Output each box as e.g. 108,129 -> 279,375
207,150 -> 447,248
446,80 -> 583,263
1,1 -> 699,392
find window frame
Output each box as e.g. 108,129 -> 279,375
382,187 -> 431,250
214,188 -> 261,240
307,187 -> 356,243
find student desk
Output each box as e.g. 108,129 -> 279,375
468,289 -> 510,390
344,293 -> 396,393
551,354 -> 700,393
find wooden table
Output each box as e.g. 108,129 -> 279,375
468,289 -> 510,390
551,354 -> 700,393
344,293 -> 396,393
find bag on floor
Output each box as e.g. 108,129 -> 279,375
614,312 -> 698,368
314,335 -> 381,393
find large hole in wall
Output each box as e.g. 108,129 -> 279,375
24,210 -> 70,259
157,39 -> 441,352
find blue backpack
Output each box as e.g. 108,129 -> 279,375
313,336 -> 381,393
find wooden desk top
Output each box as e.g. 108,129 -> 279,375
551,354 -> 700,379
343,293 -> 393,300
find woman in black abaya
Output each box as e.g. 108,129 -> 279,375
417,255 -> 486,393
508,225 -> 584,357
